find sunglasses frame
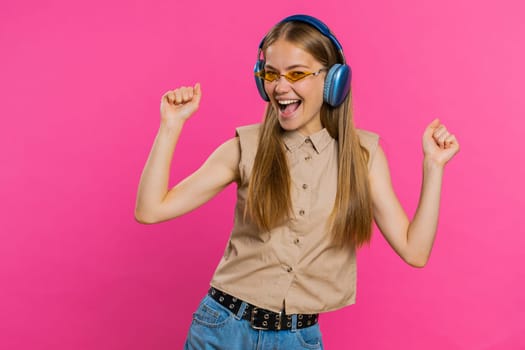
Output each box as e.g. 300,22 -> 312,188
255,68 -> 327,83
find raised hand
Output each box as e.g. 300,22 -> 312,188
422,118 -> 460,166
160,83 -> 202,124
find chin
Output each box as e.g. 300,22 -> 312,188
277,117 -> 301,132
278,124 -> 295,132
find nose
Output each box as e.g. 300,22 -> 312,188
273,77 -> 292,94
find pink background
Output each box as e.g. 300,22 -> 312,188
1,0 -> 524,349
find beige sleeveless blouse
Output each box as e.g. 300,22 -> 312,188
210,124 -> 379,314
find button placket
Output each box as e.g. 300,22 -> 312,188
288,145 -> 313,234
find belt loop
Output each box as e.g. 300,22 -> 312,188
291,314 -> 298,332
235,301 -> 248,320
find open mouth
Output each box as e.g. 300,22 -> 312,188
278,99 -> 302,115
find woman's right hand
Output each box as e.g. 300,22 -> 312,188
160,83 -> 202,124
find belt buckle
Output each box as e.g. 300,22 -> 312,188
250,307 -> 282,330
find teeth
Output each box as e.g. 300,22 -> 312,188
278,99 -> 300,105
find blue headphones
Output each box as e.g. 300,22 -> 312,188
254,14 -> 351,107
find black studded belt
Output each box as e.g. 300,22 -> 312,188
208,287 -> 318,331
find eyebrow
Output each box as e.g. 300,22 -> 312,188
264,64 -> 311,71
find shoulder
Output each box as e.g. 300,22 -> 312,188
208,136 -> 240,167
236,123 -> 261,138
356,128 -> 380,168
233,123 -> 261,182
235,123 -> 262,153
356,128 -> 379,150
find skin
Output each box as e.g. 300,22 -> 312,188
135,39 -> 460,268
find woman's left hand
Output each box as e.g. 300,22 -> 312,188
422,118 -> 460,167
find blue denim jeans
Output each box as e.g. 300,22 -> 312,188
184,294 -> 324,350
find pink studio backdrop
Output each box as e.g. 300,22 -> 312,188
1,0 -> 524,349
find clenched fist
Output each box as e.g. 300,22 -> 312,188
160,83 -> 202,124
423,118 -> 460,166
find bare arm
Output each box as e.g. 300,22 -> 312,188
135,84 -> 240,224
369,119 -> 460,267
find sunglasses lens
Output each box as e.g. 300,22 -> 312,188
264,71 -> 279,82
286,71 -> 309,82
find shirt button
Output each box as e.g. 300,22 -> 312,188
305,138 -> 311,143
299,210 -> 305,216
304,156 -> 312,161
286,266 -> 293,273
302,184 -> 308,190
293,238 -> 300,244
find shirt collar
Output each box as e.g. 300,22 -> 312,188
282,128 -> 333,154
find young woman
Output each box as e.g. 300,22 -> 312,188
135,15 -> 460,350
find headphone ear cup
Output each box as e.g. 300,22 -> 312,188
323,64 -> 351,107
254,60 -> 270,102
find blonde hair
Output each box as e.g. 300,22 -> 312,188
247,21 -> 373,249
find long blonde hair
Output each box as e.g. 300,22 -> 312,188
246,21 -> 373,249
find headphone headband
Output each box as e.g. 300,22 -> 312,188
257,14 -> 345,64
280,15 -> 344,55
